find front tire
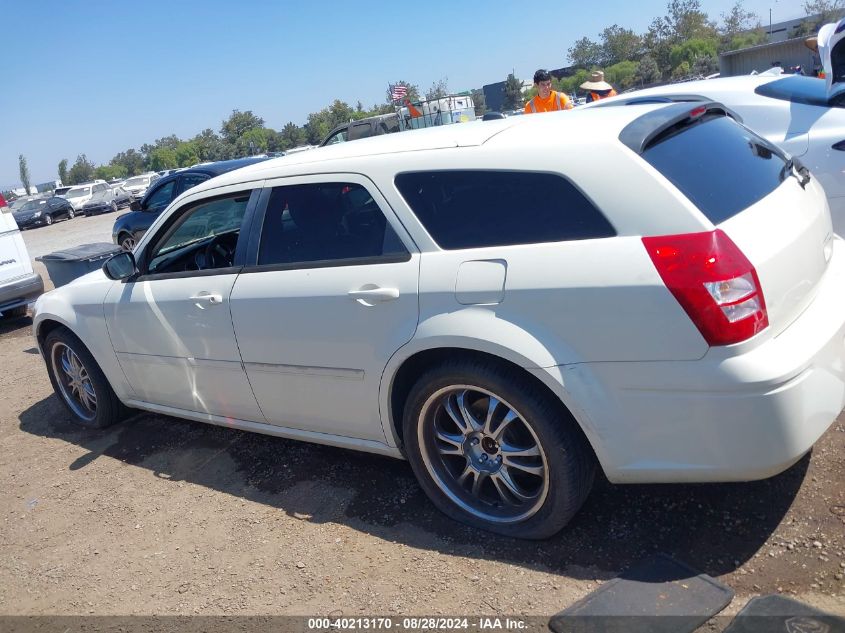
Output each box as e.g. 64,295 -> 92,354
403,359 -> 595,539
44,327 -> 128,429
44,214 -> 53,226
119,233 -> 136,251
67,208 -> 75,219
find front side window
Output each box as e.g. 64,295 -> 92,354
144,181 -> 177,212
257,182 -> 408,267
179,174 -> 210,194
147,193 -> 250,274
395,171 -> 615,250
325,129 -> 348,145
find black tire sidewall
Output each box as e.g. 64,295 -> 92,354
403,360 -> 594,540
44,328 -> 122,429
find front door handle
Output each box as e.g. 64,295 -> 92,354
189,292 -> 223,305
348,287 -> 400,305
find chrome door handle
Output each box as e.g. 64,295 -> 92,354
348,287 -> 400,304
189,292 -> 223,305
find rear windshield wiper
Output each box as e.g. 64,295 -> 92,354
780,157 -> 811,189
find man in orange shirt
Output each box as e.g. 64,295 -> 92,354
524,69 -> 573,114
581,70 -> 618,102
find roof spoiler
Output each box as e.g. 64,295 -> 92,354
618,101 -> 737,154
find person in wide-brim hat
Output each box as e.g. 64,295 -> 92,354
581,70 -> 618,102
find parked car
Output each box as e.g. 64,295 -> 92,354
111,186 -> 133,209
586,73 -> 845,235
12,197 -> 75,228
33,104 -> 845,539
121,174 -> 159,200
64,183 -> 112,211
111,156 -> 270,251
80,186 -> 120,216
0,193 -> 43,317
54,186 -> 74,198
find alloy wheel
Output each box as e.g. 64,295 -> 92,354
418,385 -> 549,524
51,342 -> 97,422
45,214 -> 53,225
120,235 -> 135,251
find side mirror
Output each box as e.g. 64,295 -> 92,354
103,251 -> 138,281
129,199 -> 141,211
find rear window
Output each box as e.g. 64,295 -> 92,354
394,171 -> 615,250
642,116 -> 788,224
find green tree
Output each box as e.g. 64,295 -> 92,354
67,154 -> 96,185
470,88 -> 486,116
670,38 -> 718,69
796,0 -> 845,35
236,127 -> 271,156
175,141 -> 200,167
94,164 -> 127,181
18,155 -> 31,194
220,110 -> 265,145
425,77 -> 449,100
671,60 -> 692,79
502,73 -> 523,110
279,122 -> 304,149
558,69 -> 591,96
110,149 -> 145,176
190,129 -> 227,162
600,25 -> 643,66
568,36 -> 604,68
634,55 -> 663,86
148,147 -> 178,171
58,159 -> 68,185
604,60 -> 641,90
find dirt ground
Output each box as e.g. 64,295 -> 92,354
1,216 -> 844,621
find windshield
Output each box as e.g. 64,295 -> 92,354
66,187 -> 91,198
18,200 -> 46,213
124,177 -> 149,187
754,75 -> 843,108
54,187 -> 72,195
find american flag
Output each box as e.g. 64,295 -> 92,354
389,84 -> 408,102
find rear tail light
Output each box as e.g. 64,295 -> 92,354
642,229 -> 768,345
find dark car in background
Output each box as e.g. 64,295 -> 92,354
112,156 -> 271,250
81,186 -> 120,216
12,197 -> 75,228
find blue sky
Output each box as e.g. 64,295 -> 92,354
1,0 -> 801,186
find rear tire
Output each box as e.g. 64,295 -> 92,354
403,359 -> 595,539
67,208 -> 75,219
44,327 -> 128,429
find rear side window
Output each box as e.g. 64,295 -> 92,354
394,171 -> 614,250
642,116 -> 787,224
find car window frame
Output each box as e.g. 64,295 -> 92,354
134,186 -> 263,283
241,173 -> 417,274
176,172 -> 211,196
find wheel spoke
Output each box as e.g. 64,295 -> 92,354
502,457 -> 544,477
497,467 -> 535,502
435,430 -> 464,456
471,470 -> 488,497
61,352 -> 73,377
456,463 -> 474,486
83,381 -> 97,407
482,396 -> 502,435
456,391 -> 481,432
490,474 -> 519,506
491,410 -> 519,441
500,443 -> 541,458
444,395 -> 470,434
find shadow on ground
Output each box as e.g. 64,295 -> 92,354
19,394 -> 809,580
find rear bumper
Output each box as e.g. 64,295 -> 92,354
0,272 -> 44,313
564,239 -> 845,484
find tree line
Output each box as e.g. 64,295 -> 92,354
515,0 -> 841,106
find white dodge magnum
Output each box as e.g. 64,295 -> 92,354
33,103 -> 845,538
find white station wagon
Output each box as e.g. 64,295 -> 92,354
33,103 -> 845,538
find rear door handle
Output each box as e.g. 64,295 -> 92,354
833,140 -> 845,151
189,292 -> 223,305
348,287 -> 400,304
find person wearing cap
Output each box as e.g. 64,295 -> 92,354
524,69 -> 573,114
581,70 -> 618,103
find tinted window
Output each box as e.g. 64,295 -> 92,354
754,75 -> 841,108
642,116 -> 788,224
257,182 -> 408,267
144,180 -> 177,212
394,171 -> 614,250
325,129 -> 348,145
179,174 -> 210,194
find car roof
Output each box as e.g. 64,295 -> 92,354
194,104 -> 671,193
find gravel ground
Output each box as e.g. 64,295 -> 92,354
0,215 -> 843,620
